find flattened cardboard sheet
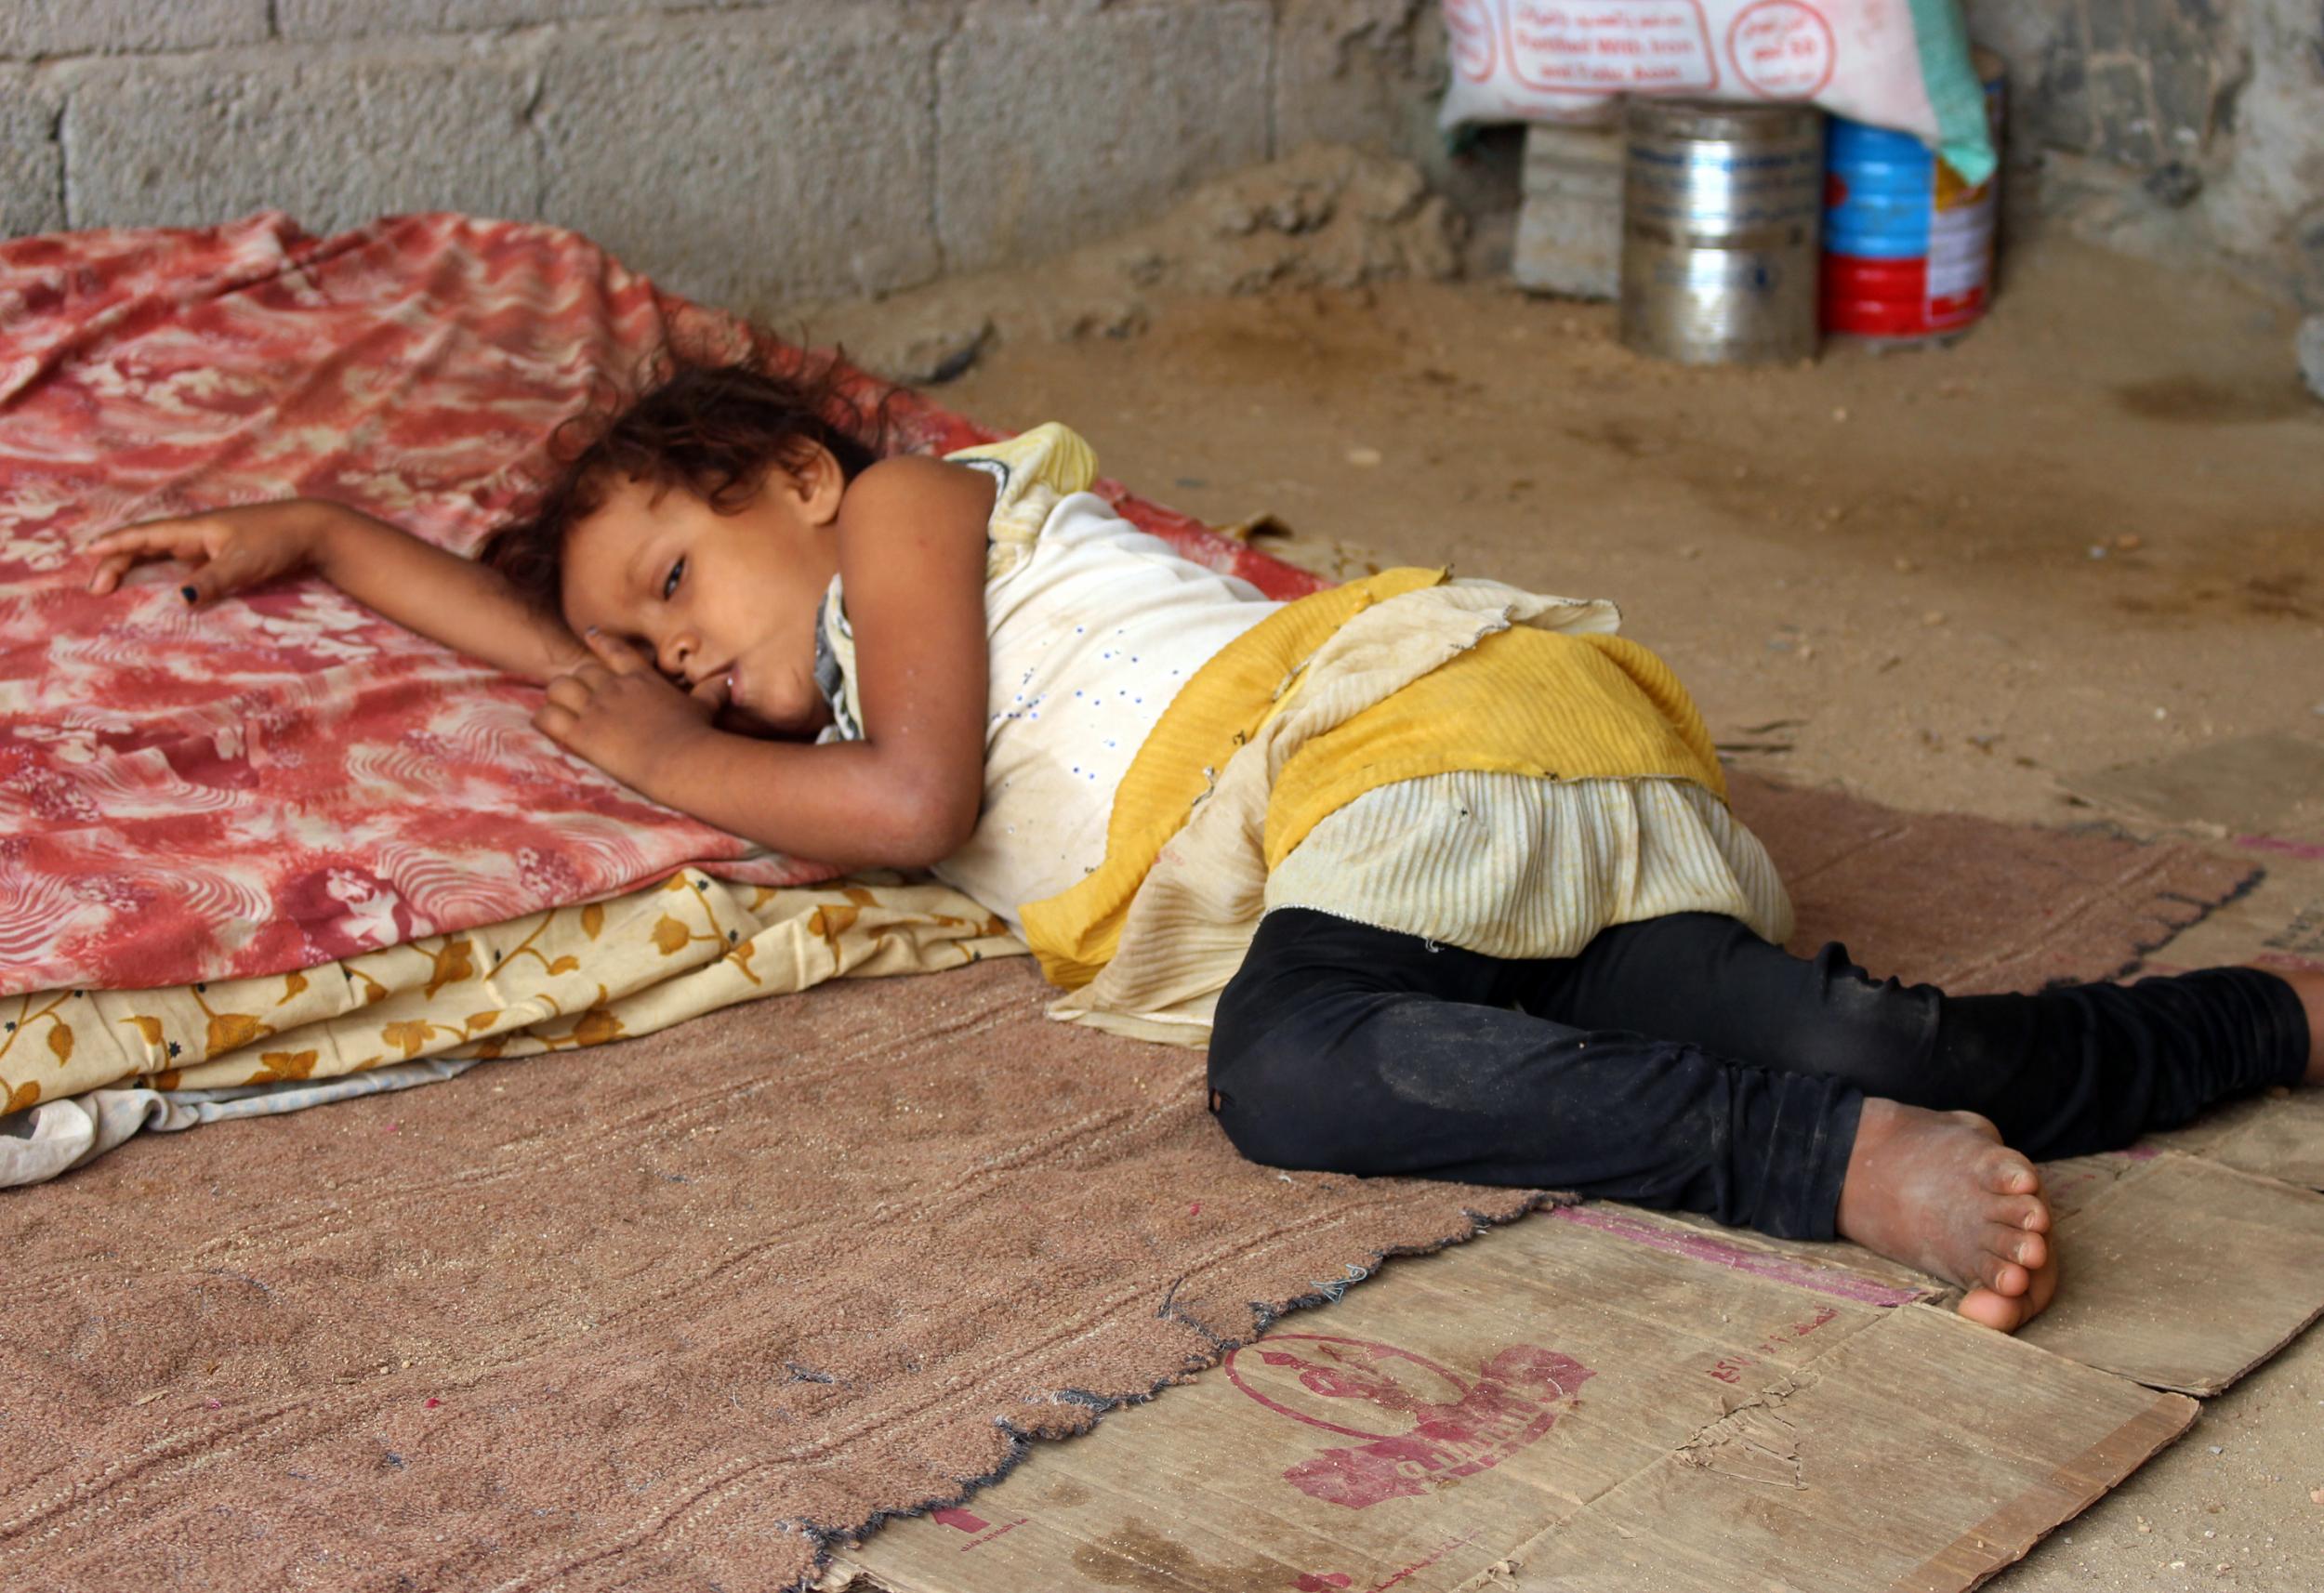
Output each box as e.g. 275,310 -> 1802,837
1642,1206 -> 1948,1302
2059,733 -> 2324,836
1638,1145 -> 2324,1402
1499,1308 -> 2196,1593
831,1206 -> 2192,1593
2144,1089 -> 2324,1191
2015,1151 -> 2324,1396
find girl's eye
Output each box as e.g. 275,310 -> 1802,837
661,557 -> 685,600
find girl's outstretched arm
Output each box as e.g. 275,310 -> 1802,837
535,454 -> 994,870
85,500 -> 588,684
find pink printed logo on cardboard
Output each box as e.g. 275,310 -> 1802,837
1222,1334 -> 1594,1509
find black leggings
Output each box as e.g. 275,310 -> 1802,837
1207,909 -> 2310,1240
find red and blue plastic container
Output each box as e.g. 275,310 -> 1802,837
1821,47 -> 2006,341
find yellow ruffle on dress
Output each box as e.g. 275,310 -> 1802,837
1023,570 -> 1792,1044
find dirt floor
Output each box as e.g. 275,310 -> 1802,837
808,230 -> 2324,1587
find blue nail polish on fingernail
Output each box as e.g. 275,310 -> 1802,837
179,586 -> 197,603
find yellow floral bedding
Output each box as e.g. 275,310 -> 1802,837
3,871 -> 1025,1175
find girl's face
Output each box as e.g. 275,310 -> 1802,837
558,446 -> 846,739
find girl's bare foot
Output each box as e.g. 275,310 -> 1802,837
1835,1099 -> 2058,1333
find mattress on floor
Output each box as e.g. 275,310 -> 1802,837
0,210 -> 1323,1172
0,210 -> 1318,1001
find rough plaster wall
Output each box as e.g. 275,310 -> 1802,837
1268,0 -> 1513,227
936,0 -> 1272,273
1965,0 -> 2324,305
2207,0 -> 2324,298
535,8 -> 949,306
0,1 -> 270,58
277,0 -> 664,34
0,0 -> 1447,311
57,37 -> 547,240
0,67 -> 63,237
1274,0 -> 1446,177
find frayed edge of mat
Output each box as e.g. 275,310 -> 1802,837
788,1186 -> 1578,1590
2039,858 -> 2269,991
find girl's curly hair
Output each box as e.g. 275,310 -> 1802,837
483,343 -> 889,612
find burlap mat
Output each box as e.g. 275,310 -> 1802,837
0,778 -> 2259,1591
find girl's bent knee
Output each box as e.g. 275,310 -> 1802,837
1208,1081 -> 1381,1176
1207,1023 -> 1379,1175
1208,1086 -> 1296,1168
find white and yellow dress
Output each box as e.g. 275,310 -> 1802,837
814,425 -> 1792,1044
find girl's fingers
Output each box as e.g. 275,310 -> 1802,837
178,565 -> 226,607
84,523 -> 215,593
179,545 -> 271,606
87,522 -> 206,557
86,553 -> 139,595
544,674 -> 595,714
581,626 -> 651,677
86,542 -> 206,595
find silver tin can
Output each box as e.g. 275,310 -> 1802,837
1619,99 -> 1825,365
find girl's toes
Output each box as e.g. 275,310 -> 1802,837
1979,1250 -> 2031,1297
1957,1286 -> 2027,1332
2021,1258 -> 2061,1318
1984,1222 -> 2047,1273
1987,1191 -> 2048,1233
1979,1152 -> 2040,1196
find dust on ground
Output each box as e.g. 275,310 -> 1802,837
798,187 -> 2324,1588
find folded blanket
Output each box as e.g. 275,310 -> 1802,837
2,870 -> 1025,1185
0,211 -> 1316,999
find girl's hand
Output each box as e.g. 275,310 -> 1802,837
84,500 -> 342,606
535,630 -> 720,792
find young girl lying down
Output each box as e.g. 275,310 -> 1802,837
84,352 -> 2320,1333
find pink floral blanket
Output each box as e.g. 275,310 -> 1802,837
0,213 -> 1316,997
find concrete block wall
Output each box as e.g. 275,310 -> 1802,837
0,0 -> 1450,310
9,1 -> 2317,308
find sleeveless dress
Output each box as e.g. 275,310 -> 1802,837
813,425 -> 1791,1042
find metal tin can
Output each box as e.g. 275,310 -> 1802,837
1822,47 -> 2007,341
1618,99 -> 1825,366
